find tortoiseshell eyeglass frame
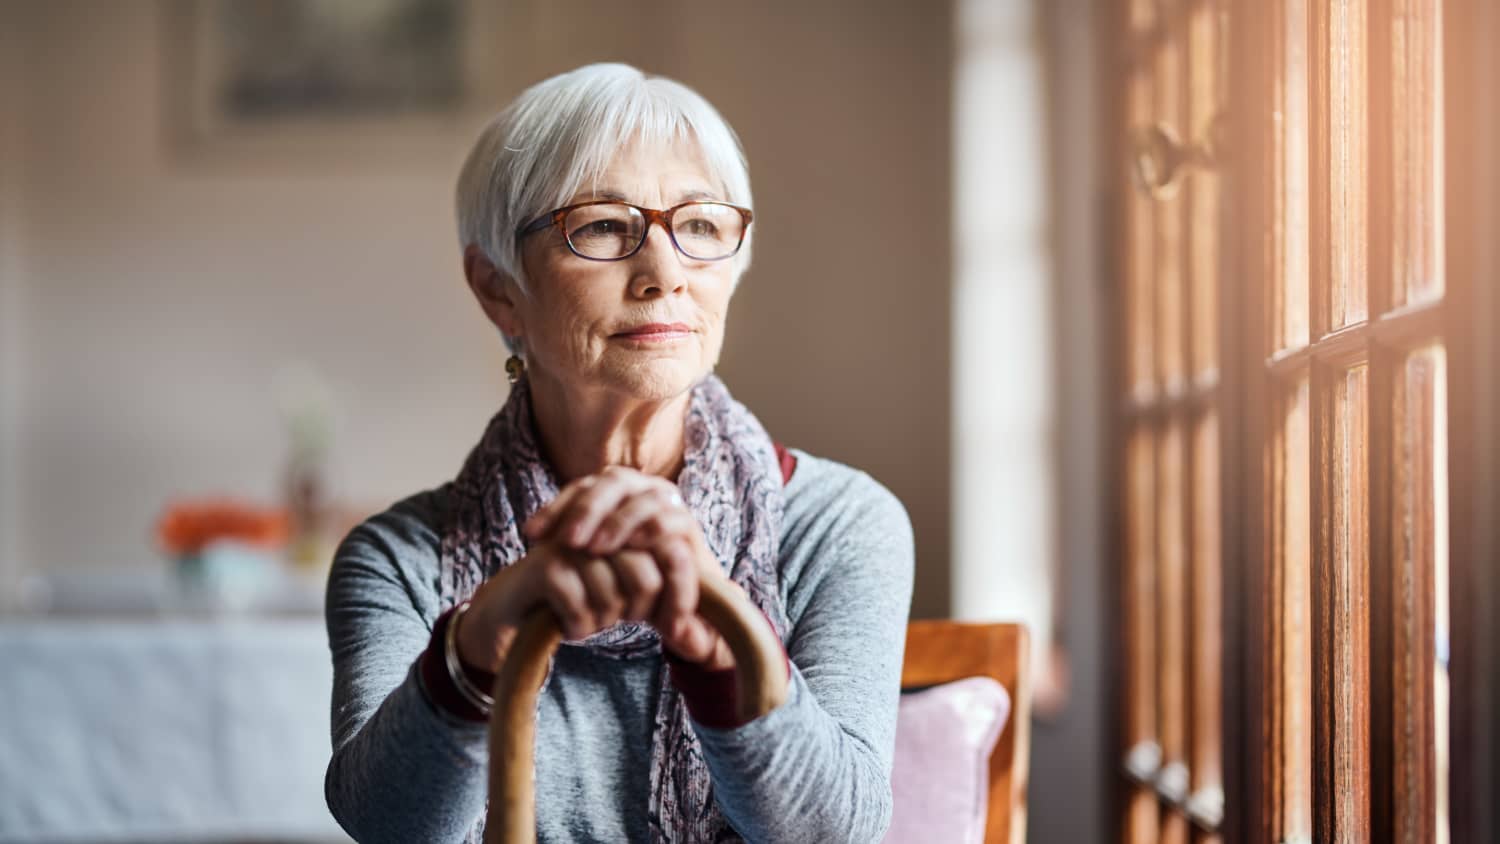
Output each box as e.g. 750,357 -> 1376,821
516,199 -> 754,262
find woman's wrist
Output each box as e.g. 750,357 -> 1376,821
455,569 -> 522,673
445,600 -> 497,713
666,614 -> 791,729
419,606 -> 497,723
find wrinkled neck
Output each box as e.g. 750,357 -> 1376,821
524,371 -> 691,484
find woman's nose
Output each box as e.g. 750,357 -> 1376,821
627,225 -> 687,298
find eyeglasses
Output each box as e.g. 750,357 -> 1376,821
517,199 -> 753,262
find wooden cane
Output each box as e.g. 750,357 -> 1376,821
482,574 -> 789,844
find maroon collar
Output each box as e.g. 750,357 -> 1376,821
772,442 -> 796,486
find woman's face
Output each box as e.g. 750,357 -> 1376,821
500,137 -> 742,402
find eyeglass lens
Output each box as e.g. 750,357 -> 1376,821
563,202 -> 745,260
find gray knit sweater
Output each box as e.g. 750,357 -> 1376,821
323,448 -> 914,843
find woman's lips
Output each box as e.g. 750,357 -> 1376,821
612,323 -> 693,342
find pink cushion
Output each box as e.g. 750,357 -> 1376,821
883,677 -> 1011,844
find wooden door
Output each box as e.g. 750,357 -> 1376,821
1111,2 -> 1229,842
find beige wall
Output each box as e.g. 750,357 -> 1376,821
1030,1 -> 1107,841
1,0 -> 953,618
1,1 -> 25,596
3,1 -> 504,601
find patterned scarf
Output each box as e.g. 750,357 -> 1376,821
438,373 -> 787,843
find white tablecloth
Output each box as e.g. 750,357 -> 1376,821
0,618 -> 350,843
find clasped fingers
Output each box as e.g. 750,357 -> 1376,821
524,466 -> 684,550
528,544 -> 698,644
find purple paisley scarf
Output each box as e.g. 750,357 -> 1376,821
439,372 -> 787,843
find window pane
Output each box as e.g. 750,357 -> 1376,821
1190,409 -> 1224,841
1125,423 -> 1160,843
1270,0 -> 1310,354
1383,0 -> 1446,309
1390,345 -> 1449,841
1314,362 -> 1372,840
1188,0 -> 1225,377
1128,59 -> 1157,397
1312,0 -> 1370,332
1154,23 -> 1187,390
1157,420 -> 1190,842
1269,377 -> 1313,840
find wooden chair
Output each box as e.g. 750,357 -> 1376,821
487,595 -> 1031,844
901,621 -> 1032,844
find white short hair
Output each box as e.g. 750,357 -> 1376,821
455,63 -> 755,310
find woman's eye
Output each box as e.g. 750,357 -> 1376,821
578,220 -> 626,236
681,219 -> 718,237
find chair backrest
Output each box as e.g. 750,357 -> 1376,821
901,621 -> 1031,844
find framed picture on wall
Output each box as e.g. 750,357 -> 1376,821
161,0 -> 502,163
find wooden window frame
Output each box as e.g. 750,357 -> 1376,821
1110,0 -> 1500,841
1227,0 -> 1495,842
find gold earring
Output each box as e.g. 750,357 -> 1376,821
505,355 -> 526,384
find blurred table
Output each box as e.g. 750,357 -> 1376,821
0,599 -> 350,842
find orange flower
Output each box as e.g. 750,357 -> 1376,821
155,499 -> 291,557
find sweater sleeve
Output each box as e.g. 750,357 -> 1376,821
323,495 -> 490,844
689,471 -> 916,843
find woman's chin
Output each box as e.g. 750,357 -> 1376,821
599,357 -> 703,401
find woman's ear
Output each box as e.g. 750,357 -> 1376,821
463,244 -> 523,340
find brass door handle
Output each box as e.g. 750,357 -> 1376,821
1131,113 -> 1226,200
482,575 -> 789,844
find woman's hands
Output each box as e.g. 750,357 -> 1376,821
526,467 -> 737,668
455,466 -> 738,675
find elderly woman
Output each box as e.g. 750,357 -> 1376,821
324,63 -> 913,843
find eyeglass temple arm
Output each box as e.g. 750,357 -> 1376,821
516,214 -> 554,238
